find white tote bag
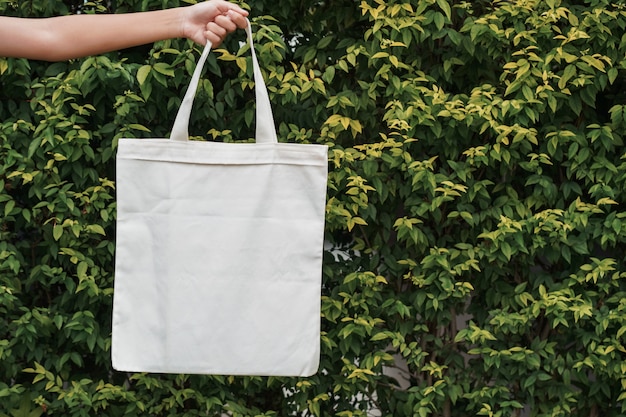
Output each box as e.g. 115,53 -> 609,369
112,21 -> 328,376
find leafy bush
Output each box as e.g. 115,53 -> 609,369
1,0 -> 625,416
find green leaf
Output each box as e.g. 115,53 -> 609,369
127,124 -> 151,132
136,65 -> 152,85
53,224 -> 63,241
4,200 -> 15,217
86,224 -> 106,236
77,261 -> 88,278
153,62 -> 175,77
558,64 -> 576,90
435,0 -> 451,20
28,136 -> 43,159
370,332 -> 390,341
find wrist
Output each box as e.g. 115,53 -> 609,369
177,6 -> 192,41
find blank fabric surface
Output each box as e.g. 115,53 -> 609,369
112,21 -> 328,376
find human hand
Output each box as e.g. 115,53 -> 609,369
181,0 -> 249,46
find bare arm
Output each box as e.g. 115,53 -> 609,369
0,0 -> 248,61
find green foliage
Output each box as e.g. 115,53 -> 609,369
1,0 -> 626,416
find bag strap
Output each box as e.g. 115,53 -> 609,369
170,19 -> 277,144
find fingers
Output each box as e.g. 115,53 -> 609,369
209,0 -> 248,29
182,0 -> 249,46
225,7 -> 249,29
215,13 -> 238,33
204,22 -> 227,46
204,9 -> 248,47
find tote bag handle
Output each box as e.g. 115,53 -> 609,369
170,19 -> 277,144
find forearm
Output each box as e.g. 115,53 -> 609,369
0,9 -> 185,61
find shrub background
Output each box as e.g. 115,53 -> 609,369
1,0 -> 625,416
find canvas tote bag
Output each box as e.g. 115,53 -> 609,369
112,21 -> 328,376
